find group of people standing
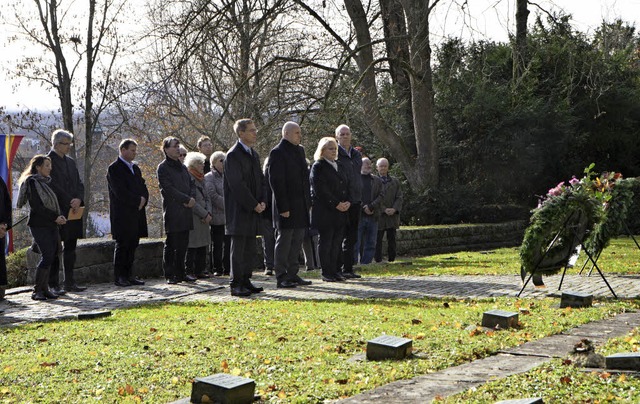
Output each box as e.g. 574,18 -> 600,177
3,119 -> 402,301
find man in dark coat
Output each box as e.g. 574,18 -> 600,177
46,129 -> 86,293
157,136 -> 197,284
107,139 -> 149,287
335,124 -> 363,279
267,121 -> 313,288
0,176 -> 11,301
224,118 -> 267,297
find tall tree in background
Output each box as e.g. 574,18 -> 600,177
5,0 -> 129,231
512,0 -> 530,87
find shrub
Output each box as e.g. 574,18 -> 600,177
6,247 -> 28,288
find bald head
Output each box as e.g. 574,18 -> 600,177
282,121 -> 302,146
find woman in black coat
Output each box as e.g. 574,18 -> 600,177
17,155 -> 68,300
309,137 -> 351,282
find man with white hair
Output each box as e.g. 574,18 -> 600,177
375,157 -> 403,263
267,121 -> 313,288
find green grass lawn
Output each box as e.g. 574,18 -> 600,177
1,298 -> 638,403
345,237 -> 640,277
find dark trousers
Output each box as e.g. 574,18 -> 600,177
30,226 -> 59,292
318,224 -> 345,279
230,235 -> 256,288
375,228 -> 397,262
261,218 -> 276,269
113,235 -> 140,281
49,230 -> 78,288
274,228 -> 305,282
339,203 -> 361,273
210,225 -> 230,273
163,231 -> 189,280
186,246 -> 207,276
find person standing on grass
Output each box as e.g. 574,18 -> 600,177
158,136 -> 197,284
375,158 -> 403,263
267,121 -> 313,288
335,124 -> 363,279
17,155 -> 67,301
354,157 -> 385,265
46,129 -> 86,294
107,139 -> 149,287
224,119 -> 267,297
310,137 -> 351,282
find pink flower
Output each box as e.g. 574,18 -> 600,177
569,176 -> 579,186
548,182 -> 565,196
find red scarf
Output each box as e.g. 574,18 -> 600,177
189,168 -> 204,181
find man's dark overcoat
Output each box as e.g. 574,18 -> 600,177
157,157 -> 195,233
46,150 -> 84,239
223,142 -> 266,237
267,138 -> 311,230
107,158 -> 149,240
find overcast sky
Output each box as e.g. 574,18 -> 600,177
1,0 -> 638,111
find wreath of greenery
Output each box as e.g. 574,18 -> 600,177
520,165 -> 635,277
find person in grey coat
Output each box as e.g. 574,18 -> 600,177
204,150 -> 230,276
224,119 -> 267,297
157,136 -> 197,284
375,158 -> 403,263
184,152 -> 212,279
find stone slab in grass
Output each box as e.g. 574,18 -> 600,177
606,352 -> 640,371
77,311 -> 112,320
560,291 -> 593,308
481,309 -> 518,329
190,373 -> 255,404
495,398 -> 543,404
366,335 -> 412,360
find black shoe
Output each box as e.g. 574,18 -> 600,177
196,272 -> 211,279
115,277 -> 131,287
50,286 -> 67,296
167,277 -> 181,284
128,278 -> 145,286
246,282 -> 264,293
213,271 -> 223,277
335,274 -> 347,281
276,280 -> 297,288
264,268 -> 274,276
66,285 -> 87,292
342,272 -> 361,279
293,277 -> 312,286
230,286 -> 252,297
32,291 -> 47,300
322,276 -> 338,282
43,290 -> 59,299
183,275 -> 198,283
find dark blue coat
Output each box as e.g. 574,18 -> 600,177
223,142 -> 267,236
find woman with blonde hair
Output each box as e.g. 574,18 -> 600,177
17,155 -> 67,300
309,137 -> 351,282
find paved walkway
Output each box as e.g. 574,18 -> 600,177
2,271 -> 640,402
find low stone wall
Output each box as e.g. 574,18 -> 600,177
26,221 -> 527,285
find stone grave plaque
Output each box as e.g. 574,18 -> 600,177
481,309 -> 518,329
78,311 -> 112,320
560,291 -> 593,308
366,335 -> 413,360
495,398 -> 543,404
605,352 -> 640,371
191,373 -> 255,404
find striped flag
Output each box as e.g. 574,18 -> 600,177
1,134 -> 25,252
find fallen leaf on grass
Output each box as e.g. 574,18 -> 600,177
278,391 -> 287,399
560,376 -> 572,384
221,360 -> 229,371
599,372 -> 611,379
618,373 -> 627,383
40,362 -> 57,367
411,319 -> 422,325
37,338 -> 48,343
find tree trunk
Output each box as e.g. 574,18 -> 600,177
379,0 -> 415,154
83,0 -> 97,236
513,0 -> 529,86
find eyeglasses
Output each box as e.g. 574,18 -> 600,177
180,153 -> 187,157
59,142 -> 73,146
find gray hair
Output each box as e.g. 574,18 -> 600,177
210,151 -> 225,166
334,124 -> 350,137
184,151 -> 206,169
51,129 -> 73,146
